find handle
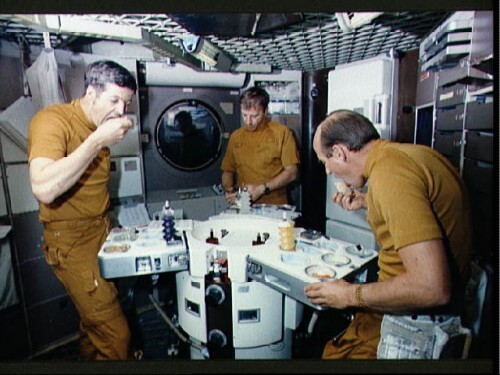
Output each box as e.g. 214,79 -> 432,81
264,274 -> 291,292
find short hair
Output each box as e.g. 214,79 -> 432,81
84,60 -> 137,94
318,109 -> 380,153
240,86 -> 270,110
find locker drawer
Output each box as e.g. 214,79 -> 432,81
436,83 -> 467,108
462,158 -> 493,195
437,59 -> 492,87
442,154 -> 461,171
433,130 -> 463,158
465,100 -> 493,130
416,69 -> 437,106
437,60 -> 468,87
435,104 -> 465,130
465,131 -> 493,162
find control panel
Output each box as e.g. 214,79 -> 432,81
97,220 -> 189,279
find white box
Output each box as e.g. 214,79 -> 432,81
231,281 -> 283,348
176,271 -> 207,343
109,156 -> 144,199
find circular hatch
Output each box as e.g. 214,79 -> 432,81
155,99 -> 223,171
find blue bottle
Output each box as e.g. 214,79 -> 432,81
162,200 -> 176,243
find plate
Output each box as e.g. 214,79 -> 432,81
317,239 -> 339,251
296,243 -> 323,255
281,253 -> 310,266
305,265 -> 336,280
321,253 -> 351,266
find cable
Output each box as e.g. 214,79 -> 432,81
147,293 -> 210,359
335,13 -> 353,32
251,13 -> 261,36
307,310 -> 319,335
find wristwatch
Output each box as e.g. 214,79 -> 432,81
263,183 -> 271,195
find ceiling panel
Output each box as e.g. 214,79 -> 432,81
0,12 -> 451,72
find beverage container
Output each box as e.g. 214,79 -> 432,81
279,220 -> 295,251
162,200 -> 176,242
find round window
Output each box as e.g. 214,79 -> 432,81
155,99 -> 223,171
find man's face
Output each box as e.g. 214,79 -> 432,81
88,83 -> 135,126
241,105 -> 267,132
313,129 -> 340,177
313,125 -> 365,189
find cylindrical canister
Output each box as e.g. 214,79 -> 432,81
279,221 -> 295,251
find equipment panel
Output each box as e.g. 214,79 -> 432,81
97,220 -> 189,279
247,237 -> 377,310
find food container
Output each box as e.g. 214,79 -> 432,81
321,253 -> 351,266
305,265 -> 336,280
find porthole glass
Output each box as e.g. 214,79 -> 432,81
155,99 -> 223,171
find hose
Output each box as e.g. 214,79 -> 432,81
307,310 -> 319,335
148,293 -> 210,359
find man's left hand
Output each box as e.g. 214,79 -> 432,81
245,183 -> 264,202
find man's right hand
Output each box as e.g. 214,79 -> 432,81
94,116 -> 133,148
224,189 -> 237,205
331,189 -> 366,211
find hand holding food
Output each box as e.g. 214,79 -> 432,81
332,181 -> 366,211
335,181 -> 354,196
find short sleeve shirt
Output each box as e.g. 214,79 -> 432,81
364,140 -> 471,287
28,99 -> 111,222
221,119 -> 299,204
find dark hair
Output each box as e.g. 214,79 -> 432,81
318,109 -> 380,153
240,86 -> 270,109
84,60 -> 137,94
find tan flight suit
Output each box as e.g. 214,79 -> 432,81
28,99 -> 131,360
221,119 -> 299,205
323,140 -> 471,359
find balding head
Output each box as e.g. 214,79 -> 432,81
317,110 -> 380,152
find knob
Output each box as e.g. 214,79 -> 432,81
208,329 -> 227,348
205,284 -> 225,307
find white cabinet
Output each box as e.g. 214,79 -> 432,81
417,10 -> 494,263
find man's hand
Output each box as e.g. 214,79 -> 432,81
245,183 -> 264,202
304,279 -> 354,309
331,189 -> 366,211
93,116 -> 133,148
224,189 -> 238,204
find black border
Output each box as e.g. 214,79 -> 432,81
0,0 -> 497,373
0,0 -> 495,14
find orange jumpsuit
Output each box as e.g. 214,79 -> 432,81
28,99 -> 131,360
221,119 -> 299,205
323,140 -> 471,359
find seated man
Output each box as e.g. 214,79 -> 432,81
305,109 -> 472,359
